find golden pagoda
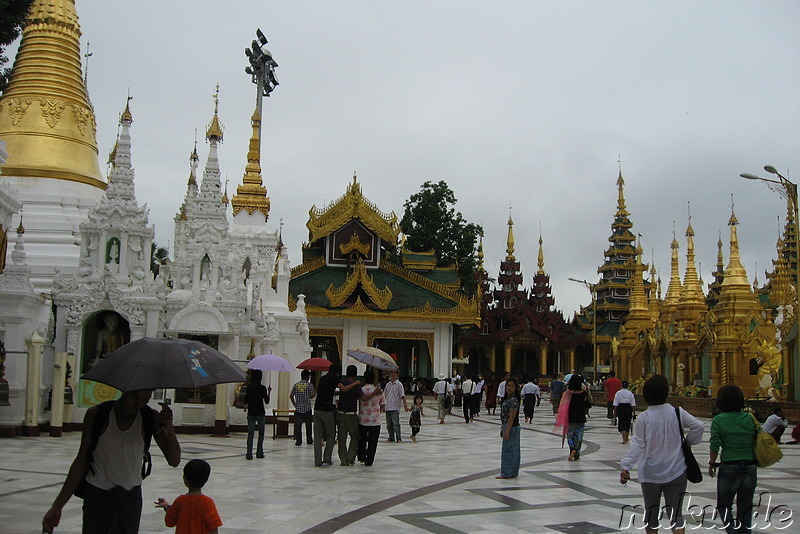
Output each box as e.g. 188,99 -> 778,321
701,207 -> 777,397
0,0 -> 103,188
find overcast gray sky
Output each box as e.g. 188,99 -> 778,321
14,0 -> 799,317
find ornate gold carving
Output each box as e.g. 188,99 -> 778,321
367,330 -> 434,359
7,98 -> 32,126
72,104 -> 90,136
326,260 -> 392,310
290,256 -> 326,278
339,232 -> 371,257
310,328 -> 343,356
40,99 -> 66,128
307,177 -> 399,244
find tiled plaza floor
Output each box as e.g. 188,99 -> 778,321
2,401 -> 799,533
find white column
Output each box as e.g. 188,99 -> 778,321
50,351 -> 67,437
24,331 -> 45,436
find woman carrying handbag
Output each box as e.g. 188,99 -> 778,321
620,375 -> 704,534
708,385 -> 759,534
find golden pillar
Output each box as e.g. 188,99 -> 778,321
539,343 -> 548,377
489,345 -> 496,373
504,342 -> 513,373
568,347 -> 575,375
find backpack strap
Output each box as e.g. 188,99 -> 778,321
140,405 -> 155,479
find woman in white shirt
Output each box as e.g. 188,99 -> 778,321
613,380 -> 636,444
619,375 -> 704,534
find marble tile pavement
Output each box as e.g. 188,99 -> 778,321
1,400 -> 798,533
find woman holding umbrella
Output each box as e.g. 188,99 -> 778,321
244,370 -> 272,460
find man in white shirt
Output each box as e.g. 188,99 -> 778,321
472,375 -> 484,420
520,377 -> 541,423
461,376 -> 474,423
763,407 -> 790,444
496,372 -> 510,411
433,374 -> 453,424
383,370 -> 408,442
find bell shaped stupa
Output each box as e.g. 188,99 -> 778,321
0,0 -> 104,290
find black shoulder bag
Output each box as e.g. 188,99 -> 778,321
676,406 -> 702,483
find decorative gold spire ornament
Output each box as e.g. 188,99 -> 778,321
505,209 -> 515,261
476,232 -> 485,271
664,227 -> 682,309
680,214 -> 706,306
722,202 -> 751,289
537,231 -> 545,275
0,0 -> 104,188
230,107 -> 269,218
206,84 -> 224,142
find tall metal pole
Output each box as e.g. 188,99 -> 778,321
741,166 -> 798,401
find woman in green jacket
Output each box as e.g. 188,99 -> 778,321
708,385 -> 758,534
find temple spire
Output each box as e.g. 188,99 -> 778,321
230,106 -> 269,218
722,199 -> 751,288
476,232 -> 485,271
0,0 -> 103,187
665,225 -> 682,308
680,211 -> 706,306
537,227 -> 545,275
505,208 -> 515,261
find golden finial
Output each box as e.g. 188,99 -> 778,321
206,84 -> 224,142
537,222 -> 545,275
120,91 -> 133,123
221,177 -> 229,205
505,205 -> 515,261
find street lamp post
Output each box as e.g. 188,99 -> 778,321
741,165 -> 798,401
244,29 -> 279,118
569,278 -> 598,381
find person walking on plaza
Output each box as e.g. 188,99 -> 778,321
313,363 -> 342,466
613,380 -> 636,444
497,378 -> 521,479
433,373 -> 454,424
604,370 -> 622,425
555,374 -> 592,461
708,385 -> 759,534
42,389 -> 181,534
461,375 -> 475,423
521,376 -> 541,424
383,369 -> 408,442
762,407 -> 789,444
409,393 -> 426,442
472,374 -> 484,419
290,369 -> 316,446
620,375 -> 704,534
357,369 -> 386,466
244,369 -> 271,460
550,373 -> 565,415
338,365 -> 383,466
155,459 -> 222,534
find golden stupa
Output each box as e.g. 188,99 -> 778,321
0,0 -> 104,188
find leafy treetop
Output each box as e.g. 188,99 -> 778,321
400,180 -> 482,293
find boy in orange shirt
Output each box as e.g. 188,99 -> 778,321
156,459 -> 222,534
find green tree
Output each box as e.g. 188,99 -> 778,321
0,0 -> 32,93
150,242 -> 169,277
400,180 -> 482,293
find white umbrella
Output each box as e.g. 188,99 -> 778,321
246,353 -> 294,372
346,346 -> 398,371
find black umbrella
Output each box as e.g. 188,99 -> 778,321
81,337 -> 246,391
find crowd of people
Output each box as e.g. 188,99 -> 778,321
41,367 -> 797,534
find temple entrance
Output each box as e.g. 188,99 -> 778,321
368,332 -> 433,381
309,329 -> 343,364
